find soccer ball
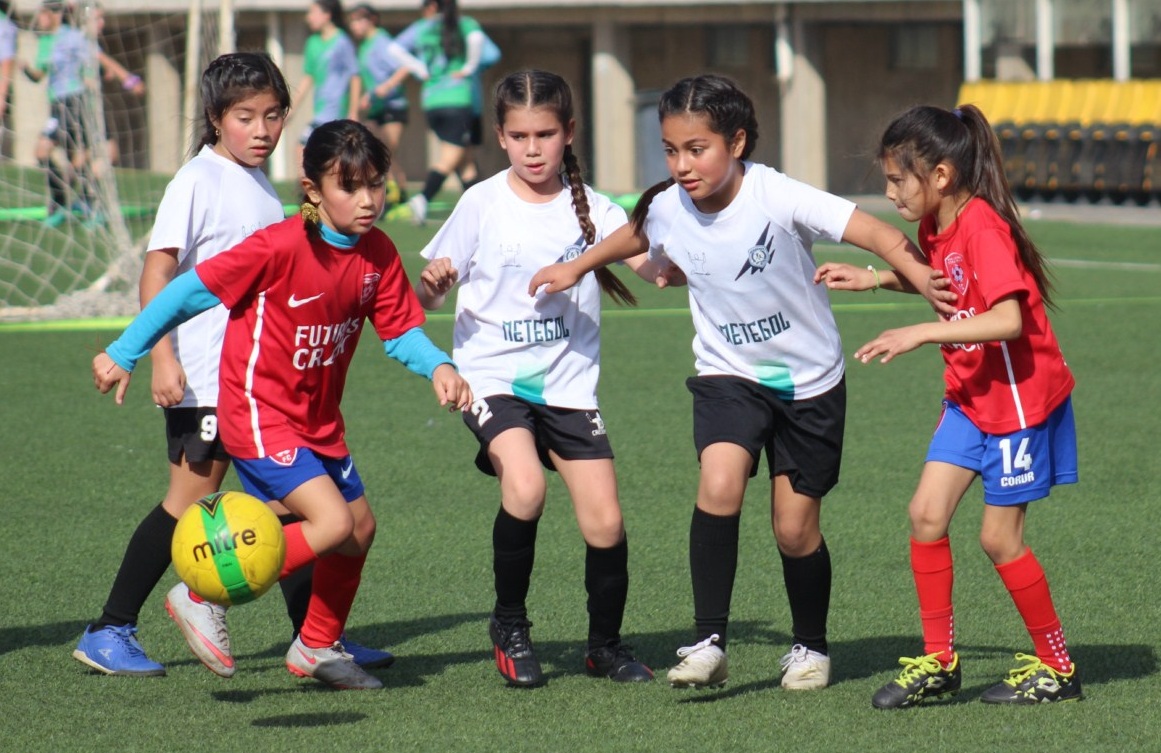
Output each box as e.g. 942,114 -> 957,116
171,491 -> 286,606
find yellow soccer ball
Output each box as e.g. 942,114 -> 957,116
171,491 -> 286,606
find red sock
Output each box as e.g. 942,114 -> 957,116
995,548 -> 1073,673
911,536 -> 956,665
299,551 -> 368,649
279,522 -> 320,579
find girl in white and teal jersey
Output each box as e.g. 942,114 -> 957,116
347,3 -> 413,200
416,70 -> 680,689
530,74 -> 953,693
389,0 -> 488,223
293,0 -> 359,147
24,0 -> 91,224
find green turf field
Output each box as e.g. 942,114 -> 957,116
1,213 -> 1158,752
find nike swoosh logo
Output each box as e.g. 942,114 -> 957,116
288,293 -> 324,308
341,461 -> 353,479
296,646 -> 318,665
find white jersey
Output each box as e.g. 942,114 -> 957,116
421,169 -> 627,409
645,162 -> 855,399
146,145 -> 284,408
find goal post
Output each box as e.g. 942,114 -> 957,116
0,0 -> 227,321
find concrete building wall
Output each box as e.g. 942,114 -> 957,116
3,1 -> 1139,198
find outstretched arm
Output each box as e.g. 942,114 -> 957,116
528,223 -> 648,296
840,209 -> 957,314
94,270 -> 221,403
382,327 -> 473,410
854,296 -> 1022,365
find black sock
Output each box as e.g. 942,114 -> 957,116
585,537 -> 629,649
95,504 -> 178,628
276,513 -> 313,638
690,507 -> 740,648
492,507 -> 539,621
781,538 -> 832,654
421,170 -> 446,202
41,158 -> 66,211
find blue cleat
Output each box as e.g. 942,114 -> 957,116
72,624 -> 166,677
340,634 -> 395,669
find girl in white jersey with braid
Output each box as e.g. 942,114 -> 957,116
530,74 -> 954,691
92,119 -> 472,690
417,69 -> 677,687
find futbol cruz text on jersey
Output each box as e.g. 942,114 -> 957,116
294,319 -> 361,369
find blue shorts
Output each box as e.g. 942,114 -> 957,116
233,448 -> 365,504
926,399 -> 1078,506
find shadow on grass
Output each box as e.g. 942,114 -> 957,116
1,621 -> 87,656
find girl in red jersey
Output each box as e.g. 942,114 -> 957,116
817,104 -> 1081,707
92,119 -> 473,690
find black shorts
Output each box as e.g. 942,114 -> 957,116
687,375 -> 846,498
165,407 -> 229,465
43,94 -> 90,153
468,114 -> 482,146
425,106 -> 475,147
367,105 -> 409,126
463,394 -> 613,476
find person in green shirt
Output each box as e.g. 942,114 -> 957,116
390,0 -> 490,224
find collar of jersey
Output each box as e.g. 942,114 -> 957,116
318,223 -> 359,249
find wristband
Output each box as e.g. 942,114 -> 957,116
867,265 -> 881,292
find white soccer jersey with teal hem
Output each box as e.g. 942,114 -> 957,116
644,162 -> 855,400
421,170 -> 627,409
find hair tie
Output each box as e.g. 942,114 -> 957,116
300,202 -> 320,224
952,107 -> 964,121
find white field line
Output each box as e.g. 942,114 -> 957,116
817,245 -> 1161,273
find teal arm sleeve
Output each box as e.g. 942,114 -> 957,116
105,270 -> 222,372
382,326 -> 454,379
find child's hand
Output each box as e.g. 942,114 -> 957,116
420,258 -> 458,298
655,259 -> 686,288
431,363 -> 473,411
93,352 -> 132,404
853,325 -> 926,365
924,270 -> 958,313
151,358 -> 187,408
527,262 -> 581,296
814,262 -> 875,291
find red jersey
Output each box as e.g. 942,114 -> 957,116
195,218 -> 425,459
919,197 -> 1073,434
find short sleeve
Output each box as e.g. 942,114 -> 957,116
419,187 -> 484,281
369,238 -> 427,341
147,167 -> 211,260
196,228 -> 283,309
964,228 -> 1029,307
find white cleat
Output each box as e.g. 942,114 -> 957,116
667,633 -> 728,689
165,582 -> 235,678
779,644 -> 831,690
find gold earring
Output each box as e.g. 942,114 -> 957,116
300,202 -> 320,223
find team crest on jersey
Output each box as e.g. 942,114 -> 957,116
587,411 -> 607,437
734,222 -> 775,281
361,273 -> 381,304
944,252 -> 969,295
557,233 -> 587,263
270,448 -> 298,466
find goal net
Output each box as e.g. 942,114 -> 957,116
0,1 -> 227,322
